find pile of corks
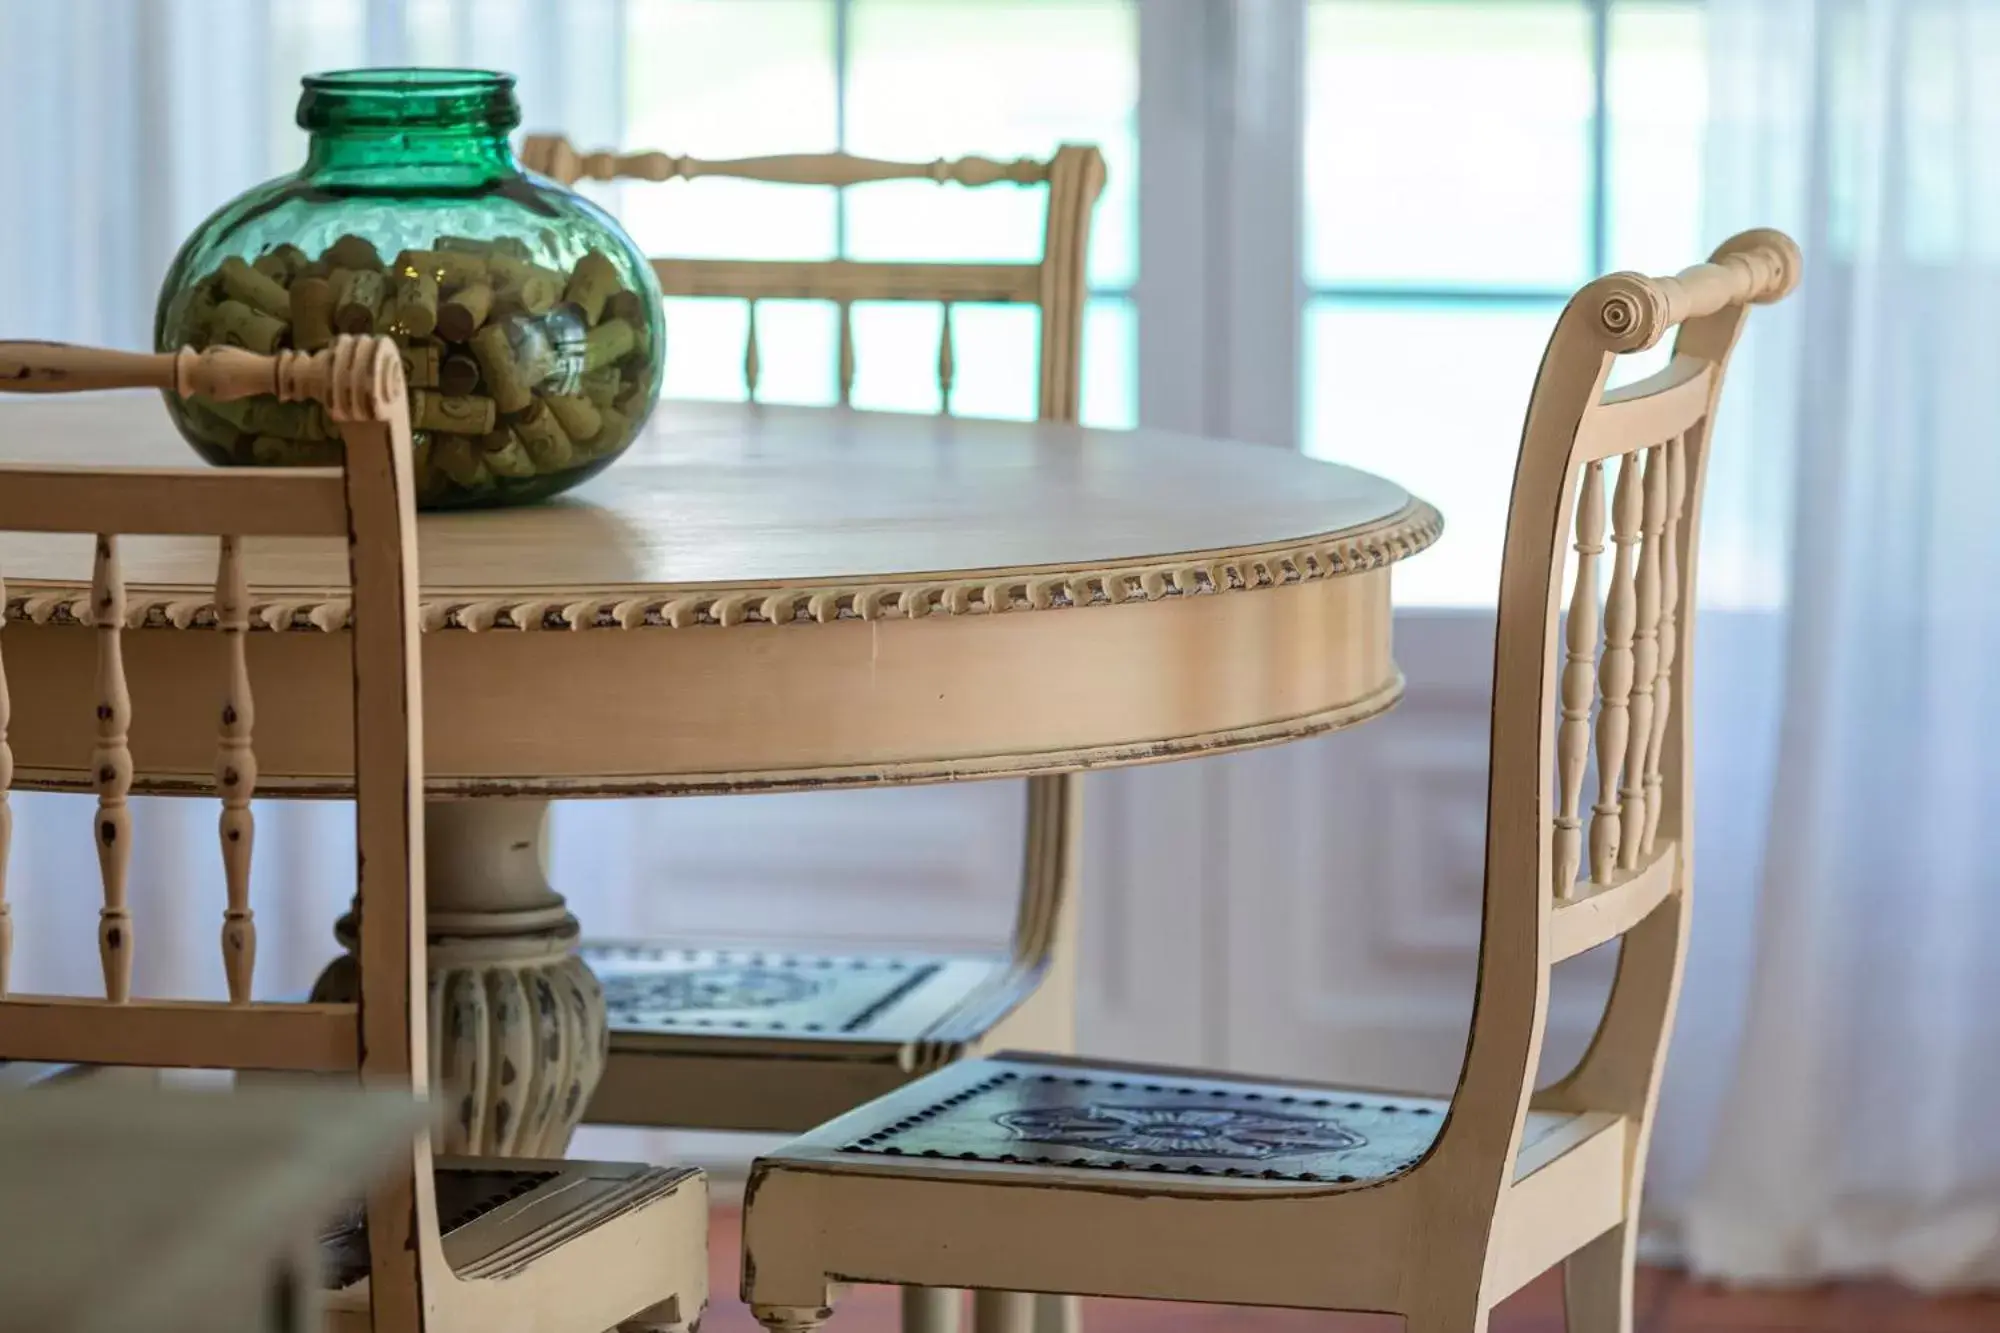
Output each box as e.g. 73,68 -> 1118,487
166,232 -> 655,500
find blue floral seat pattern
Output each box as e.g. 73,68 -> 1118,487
994,1103 -> 1366,1159
584,946 -> 941,1035
836,1065 -> 1445,1183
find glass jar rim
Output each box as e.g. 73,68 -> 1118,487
298,68 -> 520,133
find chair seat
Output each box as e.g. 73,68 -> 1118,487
585,944 -> 1007,1045
761,1052 -> 1594,1189
581,946 -> 1068,1133
320,1156 -> 706,1318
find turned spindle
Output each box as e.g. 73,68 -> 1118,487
1619,445 -> 1668,869
1553,461 -> 1605,900
216,535 -> 259,1002
91,534 -> 134,1002
1642,435 -> 1688,856
1589,452 -> 1642,884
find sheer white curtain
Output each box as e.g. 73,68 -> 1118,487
0,0 -> 632,1008
1668,0 -> 2000,1287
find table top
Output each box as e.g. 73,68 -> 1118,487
0,394 -> 1430,624
0,395 -> 1439,794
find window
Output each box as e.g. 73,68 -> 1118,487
1303,0 -> 1706,606
614,0 -> 1136,426
267,0 -> 1136,429
259,0 -> 1723,604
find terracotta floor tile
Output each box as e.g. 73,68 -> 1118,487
705,1209 -> 1999,1332
1655,1277 -> 2000,1333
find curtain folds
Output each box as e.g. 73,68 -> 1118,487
1676,0 -> 2000,1288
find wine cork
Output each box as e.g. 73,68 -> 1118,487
437,251 -> 489,288
470,321 -> 537,413
181,401 -> 245,454
289,276 -> 335,352
479,428 -> 537,479
591,405 -> 632,457
502,271 -> 561,317
199,394 -> 255,432
218,255 -> 293,321
251,435 -> 341,467
511,396 -> 575,472
410,389 -> 497,436
604,289 -> 646,326
436,280 -> 494,342
439,351 -> 481,396
400,339 -> 440,390
543,392 -> 602,442
210,298 -> 288,354
395,248 -> 489,289
331,268 -> 387,335
437,234 -> 531,262
412,434 -> 445,504
177,285 -> 221,342
614,379 -> 648,416
388,270 -> 439,337
251,244 -> 306,286
580,367 -> 621,408
564,250 -> 622,325
431,434 -> 495,491
583,318 -> 636,372
225,396 -> 325,440
489,254 -> 562,315
324,233 -> 383,271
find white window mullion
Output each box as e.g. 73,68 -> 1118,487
364,0 -> 408,65
1135,0 -> 1214,437
1136,0 -> 1304,448
1212,0 -> 1306,449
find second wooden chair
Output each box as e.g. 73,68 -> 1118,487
0,337 -> 709,1333
524,133 -> 1105,1333
734,231 -> 1802,1333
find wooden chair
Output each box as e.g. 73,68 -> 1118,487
0,1082 -> 426,1333
0,338 -> 708,1333
521,143 -> 1106,1116
733,230 -> 1802,1333
523,134 -> 1105,1333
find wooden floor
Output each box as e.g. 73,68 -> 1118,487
702,1208 -> 2000,1332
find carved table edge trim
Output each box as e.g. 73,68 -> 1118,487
1,500 -> 1441,634
6,672 -> 1407,799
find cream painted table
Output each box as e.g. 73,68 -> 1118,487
0,393 -> 1439,1154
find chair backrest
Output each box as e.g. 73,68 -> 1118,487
1435,231 -> 1801,1193
520,135 -> 1108,423
0,336 -> 436,1333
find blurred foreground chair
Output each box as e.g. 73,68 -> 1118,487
0,338 -> 708,1333
0,1082 -> 423,1333
735,231 -> 1802,1333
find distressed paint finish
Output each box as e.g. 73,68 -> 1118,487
737,233 -> 1802,1333
0,338 -> 711,1333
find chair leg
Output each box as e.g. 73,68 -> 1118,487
903,1286 -> 964,1333
753,1305 -> 834,1333
1030,1292 -> 1078,1333
1562,1222 -> 1636,1333
1403,1306 -> 1489,1333
972,1290 -> 1036,1333
1403,1277 -> 1489,1333
617,1296 -> 691,1333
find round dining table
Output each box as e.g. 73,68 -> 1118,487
0,393 -> 1439,1151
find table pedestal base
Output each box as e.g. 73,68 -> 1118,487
313,798 -> 607,1156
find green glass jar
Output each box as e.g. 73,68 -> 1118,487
154,69 -> 664,509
